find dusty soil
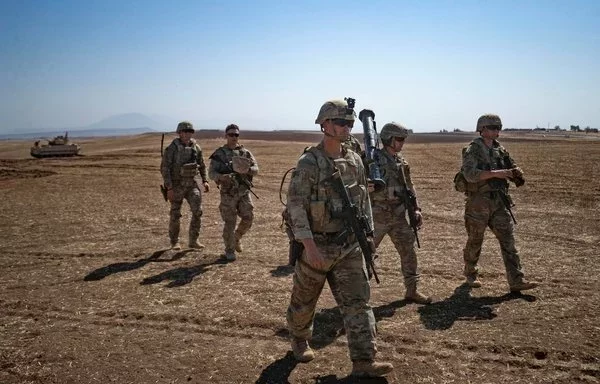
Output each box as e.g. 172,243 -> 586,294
0,132 -> 598,384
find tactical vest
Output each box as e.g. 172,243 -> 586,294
303,146 -> 367,233
370,148 -> 408,202
457,138 -> 511,193
170,140 -> 199,183
212,146 -> 254,182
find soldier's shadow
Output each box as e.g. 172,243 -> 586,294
254,351 -> 298,384
273,299 -> 407,350
315,375 -> 389,384
140,256 -> 228,288
83,249 -> 192,281
418,283 -> 537,330
254,352 -> 389,384
264,300 -> 404,383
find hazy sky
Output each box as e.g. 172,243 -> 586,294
1,0 -> 599,133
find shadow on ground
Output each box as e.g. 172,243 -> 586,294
274,299 -> 408,350
418,283 -> 537,330
140,256 -> 229,287
83,249 -> 193,281
254,352 -> 389,384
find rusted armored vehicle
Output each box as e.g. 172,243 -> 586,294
30,132 -> 81,158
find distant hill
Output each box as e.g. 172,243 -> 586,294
0,127 -> 158,140
85,113 -> 165,131
0,113 -> 168,140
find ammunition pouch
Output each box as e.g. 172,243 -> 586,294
453,171 -> 469,193
180,163 -> 198,178
312,231 -> 355,246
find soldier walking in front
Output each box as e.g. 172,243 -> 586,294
160,121 -> 210,250
370,122 -> 432,304
208,124 -> 259,262
285,99 -> 393,378
459,114 -> 538,292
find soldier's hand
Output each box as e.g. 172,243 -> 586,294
511,167 -> 524,179
367,181 -> 375,193
302,239 -> 327,271
415,210 -> 423,228
203,181 -> 210,192
166,189 -> 174,202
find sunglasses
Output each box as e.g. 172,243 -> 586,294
181,129 -> 194,133
484,125 -> 502,131
330,119 -> 354,128
394,137 -> 405,142
227,133 -> 240,137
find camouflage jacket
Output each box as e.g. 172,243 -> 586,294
462,137 -> 517,192
342,134 -> 363,155
160,138 -> 208,189
208,144 -> 259,194
286,141 -> 373,240
370,148 -> 416,204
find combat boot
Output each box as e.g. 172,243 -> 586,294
351,360 -> 394,377
291,338 -> 314,363
405,286 -> 432,304
466,275 -> 482,288
188,241 -> 205,250
170,241 -> 182,251
235,236 -> 243,253
225,251 -> 237,262
510,280 -> 539,292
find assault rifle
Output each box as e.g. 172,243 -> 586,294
212,156 -> 259,199
160,133 -> 168,201
359,109 -> 385,193
330,170 -> 380,284
498,190 -> 517,224
398,164 -> 421,248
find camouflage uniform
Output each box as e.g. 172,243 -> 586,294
461,136 -> 525,286
208,144 -> 258,257
343,134 -> 363,155
286,141 -> 378,362
371,149 -> 421,288
369,122 -> 430,303
160,137 -> 208,246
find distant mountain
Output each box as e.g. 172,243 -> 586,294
0,127 -> 158,140
0,113 -> 172,140
85,113 -> 164,130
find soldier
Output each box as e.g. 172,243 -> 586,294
370,122 -> 432,304
160,121 -> 210,250
208,124 -> 259,262
285,99 -> 393,378
460,114 -> 538,292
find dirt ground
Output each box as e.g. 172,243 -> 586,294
0,131 -> 598,384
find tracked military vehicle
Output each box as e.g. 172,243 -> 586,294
30,132 -> 81,158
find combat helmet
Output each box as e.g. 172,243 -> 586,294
176,121 -> 195,133
476,114 -> 502,132
380,122 -> 409,143
315,98 -> 357,125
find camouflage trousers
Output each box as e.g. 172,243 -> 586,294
219,191 -> 254,253
169,183 -> 203,244
372,203 -> 420,289
463,193 -> 524,285
287,243 -> 377,361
